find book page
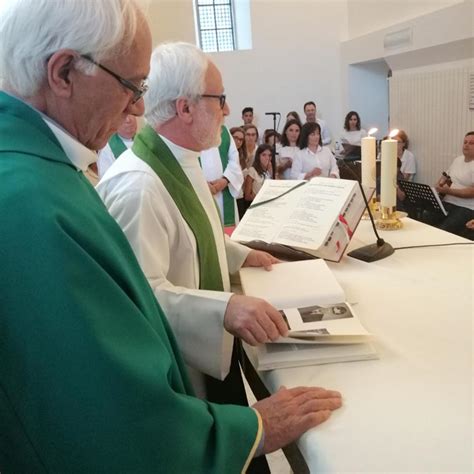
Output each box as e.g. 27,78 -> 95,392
280,303 -> 371,338
231,180 -> 306,243
274,178 -> 358,250
231,179 -> 358,253
430,186 -> 448,216
239,259 -> 346,309
254,341 -> 378,370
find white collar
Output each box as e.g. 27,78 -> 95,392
42,115 -> 97,172
159,134 -> 201,165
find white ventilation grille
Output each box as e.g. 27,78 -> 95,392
390,66 -> 474,185
469,73 -> 474,110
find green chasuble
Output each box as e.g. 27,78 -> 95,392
217,125 -> 236,226
133,125 -> 224,291
0,92 -> 259,473
108,132 -> 128,158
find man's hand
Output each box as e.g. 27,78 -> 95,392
208,182 -> 218,195
253,386 -> 343,454
209,177 -> 228,194
224,294 -> 288,345
435,184 -> 450,194
242,250 -> 280,271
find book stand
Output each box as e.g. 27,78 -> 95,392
398,180 -> 447,217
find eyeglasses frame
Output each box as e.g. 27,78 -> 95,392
80,54 -> 148,104
200,93 -> 227,109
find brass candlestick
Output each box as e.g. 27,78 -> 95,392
376,205 -> 403,230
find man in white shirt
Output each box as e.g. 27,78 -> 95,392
303,100 -> 331,145
434,131 -> 474,237
97,114 -> 137,178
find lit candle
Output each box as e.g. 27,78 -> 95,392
380,129 -> 399,215
361,128 -> 377,188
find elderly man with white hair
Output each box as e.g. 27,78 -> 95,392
0,2 -> 343,474
97,42 -> 343,472
98,42 -> 290,403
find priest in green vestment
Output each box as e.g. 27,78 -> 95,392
0,2 -> 342,472
97,114 -> 138,178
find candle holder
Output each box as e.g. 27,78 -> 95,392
361,197 -> 378,220
376,205 -> 403,230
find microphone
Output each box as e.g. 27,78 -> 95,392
338,158 -> 394,262
265,112 -> 281,116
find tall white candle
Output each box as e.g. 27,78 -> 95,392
380,138 -> 397,210
361,136 -> 376,188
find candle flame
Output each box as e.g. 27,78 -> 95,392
389,129 -> 399,138
368,128 -> 378,136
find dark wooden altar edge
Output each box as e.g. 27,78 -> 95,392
238,343 -> 310,474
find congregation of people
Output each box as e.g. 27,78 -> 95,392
1,0 -> 472,473
111,101 -> 469,239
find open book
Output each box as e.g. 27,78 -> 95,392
231,177 -> 369,262
240,259 -> 378,370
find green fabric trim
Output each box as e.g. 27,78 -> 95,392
217,126 -> 235,226
132,125 -> 224,291
108,133 -> 128,158
0,92 -> 70,166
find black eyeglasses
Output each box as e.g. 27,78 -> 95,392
201,93 -> 226,109
80,54 -> 148,104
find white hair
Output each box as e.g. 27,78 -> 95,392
144,42 -> 208,128
0,0 -> 141,97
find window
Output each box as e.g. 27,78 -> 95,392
195,0 -> 236,53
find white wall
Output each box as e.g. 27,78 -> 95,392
390,60 -> 474,185
145,0 -> 349,138
342,0 -> 473,66
346,60 -> 390,139
347,0 -> 464,40
341,0 -> 474,183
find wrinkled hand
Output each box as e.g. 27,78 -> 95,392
253,386 -> 342,454
224,294 -> 288,345
242,250 -> 280,271
466,219 -> 474,230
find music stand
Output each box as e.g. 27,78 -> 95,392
398,180 -> 448,217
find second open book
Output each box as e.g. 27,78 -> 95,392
240,259 -> 378,370
232,177 -> 369,262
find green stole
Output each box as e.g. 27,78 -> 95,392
132,125 -> 224,291
217,126 -> 236,226
108,133 -> 128,158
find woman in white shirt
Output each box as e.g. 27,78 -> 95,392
340,111 -> 367,146
395,130 -> 416,181
244,144 -> 273,202
277,119 -> 301,179
243,124 -> 258,166
230,127 -> 251,218
291,122 -> 339,179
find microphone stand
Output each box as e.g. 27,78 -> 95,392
265,112 -> 280,178
338,159 -> 394,262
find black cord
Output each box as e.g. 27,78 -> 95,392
393,242 -> 473,250
248,181 -> 307,209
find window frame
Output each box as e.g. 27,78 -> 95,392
195,0 -> 236,53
